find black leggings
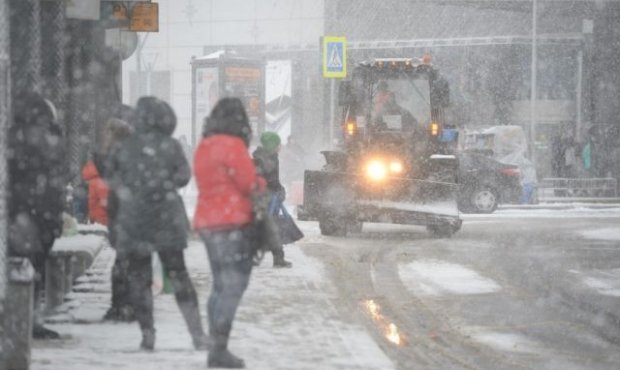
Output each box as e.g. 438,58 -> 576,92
126,250 -> 198,331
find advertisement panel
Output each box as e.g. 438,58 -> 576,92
265,60 -> 292,143
194,67 -> 218,145
223,66 -> 262,133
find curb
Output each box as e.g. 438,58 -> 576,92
499,203 -> 620,211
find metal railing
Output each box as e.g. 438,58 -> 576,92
538,177 -> 618,201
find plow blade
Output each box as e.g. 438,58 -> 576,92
299,170 -> 461,236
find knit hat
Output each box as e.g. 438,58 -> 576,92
260,131 -> 281,152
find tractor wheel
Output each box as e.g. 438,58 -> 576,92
319,217 -> 347,236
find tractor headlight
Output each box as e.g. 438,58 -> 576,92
366,160 -> 387,182
389,161 -> 403,174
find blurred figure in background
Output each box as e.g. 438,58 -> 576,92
71,180 -> 89,224
280,135 -> 305,189
253,132 -> 293,268
91,117 -> 134,322
7,92 -> 67,339
519,158 -> 538,205
81,159 -> 109,226
107,97 -> 208,350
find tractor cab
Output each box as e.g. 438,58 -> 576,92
337,57 -> 452,180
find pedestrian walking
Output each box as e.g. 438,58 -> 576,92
194,97 -> 267,368
519,157 -> 538,205
89,117 -> 135,322
107,97 -> 208,350
7,92 -> 67,339
253,132 -> 293,268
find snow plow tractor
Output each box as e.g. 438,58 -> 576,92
299,58 -> 462,237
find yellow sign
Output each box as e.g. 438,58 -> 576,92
322,36 -> 347,78
130,3 -> 159,32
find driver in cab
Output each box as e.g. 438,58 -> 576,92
371,82 -> 418,133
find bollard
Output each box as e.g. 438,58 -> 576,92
4,257 -> 35,370
44,253 -> 65,313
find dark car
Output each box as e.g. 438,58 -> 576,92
457,151 -> 521,213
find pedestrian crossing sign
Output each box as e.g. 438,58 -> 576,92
323,36 -> 347,78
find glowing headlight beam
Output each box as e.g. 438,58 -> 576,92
389,161 -> 403,173
366,160 -> 387,181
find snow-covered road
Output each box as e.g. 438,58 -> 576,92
30,206 -> 620,369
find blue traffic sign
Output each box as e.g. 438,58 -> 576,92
323,36 -> 347,78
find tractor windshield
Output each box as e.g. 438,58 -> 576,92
366,75 -> 431,132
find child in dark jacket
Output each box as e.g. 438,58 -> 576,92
253,131 -> 293,268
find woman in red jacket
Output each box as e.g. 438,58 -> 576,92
194,98 -> 265,369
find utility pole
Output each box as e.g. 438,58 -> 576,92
530,0 -> 538,163
136,33 -> 149,100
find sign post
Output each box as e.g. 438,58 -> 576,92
322,36 -> 347,147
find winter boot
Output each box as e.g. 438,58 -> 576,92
102,306 -> 120,321
169,271 -> 210,350
273,255 -> 292,268
103,305 -> 135,322
32,324 -> 61,340
140,328 -> 156,351
208,333 -> 245,368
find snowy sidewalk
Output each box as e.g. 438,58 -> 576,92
31,237 -> 393,370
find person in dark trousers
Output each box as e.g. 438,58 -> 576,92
107,97 -> 208,350
253,131 -> 293,268
7,92 -> 67,339
194,98 -> 267,368
91,117 -> 135,322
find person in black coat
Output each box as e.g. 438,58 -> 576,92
93,117 -> 134,322
252,131 -> 292,268
107,97 -> 208,350
8,92 -> 67,339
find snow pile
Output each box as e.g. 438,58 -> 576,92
465,330 -> 541,354
52,234 -> 105,255
570,268 -> 620,297
77,223 -> 108,234
580,228 -> 620,241
399,260 -> 501,296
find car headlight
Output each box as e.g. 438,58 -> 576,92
366,160 -> 387,181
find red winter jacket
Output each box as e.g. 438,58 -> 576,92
193,134 -> 266,230
81,160 -> 109,225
